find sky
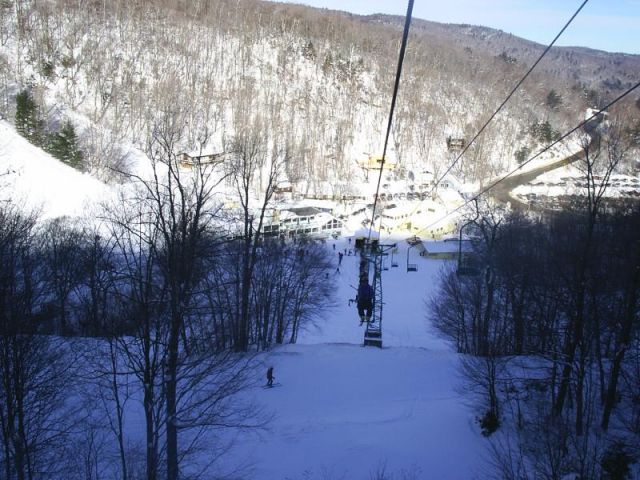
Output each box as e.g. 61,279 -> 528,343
276,0 -> 640,54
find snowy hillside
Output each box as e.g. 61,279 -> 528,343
0,120 -> 110,219
3,0 -> 636,196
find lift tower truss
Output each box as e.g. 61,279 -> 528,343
362,241 -> 396,348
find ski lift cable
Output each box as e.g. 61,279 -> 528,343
421,80 -> 640,233
367,0 -> 414,242
429,0 -> 590,196
401,0 -> 590,224
356,0 -> 413,346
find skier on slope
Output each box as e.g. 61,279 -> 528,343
356,276 -> 374,325
267,366 -> 275,387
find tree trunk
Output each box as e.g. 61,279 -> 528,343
601,261 -> 639,430
109,341 -> 129,480
144,382 -> 157,480
166,309 -> 180,480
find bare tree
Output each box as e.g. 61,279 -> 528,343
41,217 -> 84,334
106,197 -> 166,480
225,111 -> 286,352
553,126 -> 622,433
251,237 -> 334,348
600,207 -> 640,431
0,204 -> 81,480
101,111 -> 264,480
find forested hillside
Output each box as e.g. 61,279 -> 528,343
2,2 -> 640,479
1,0 -> 638,191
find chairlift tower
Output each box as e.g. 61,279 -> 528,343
360,240 -> 396,348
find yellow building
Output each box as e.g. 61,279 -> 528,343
357,155 -> 397,171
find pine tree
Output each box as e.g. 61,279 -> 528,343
47,120 -> 83,169
546,89 -> 563,110
15,89 -> 44,145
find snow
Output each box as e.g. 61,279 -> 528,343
0,119 -> 487,478
509,137 -> 582,176
0,120 -> 111,219
231,343 -> 484,479
513,163 -> 640,200
222,236 -> 487,479
424,239 -> 470,255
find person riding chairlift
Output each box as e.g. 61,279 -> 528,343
356,276 -> 374,325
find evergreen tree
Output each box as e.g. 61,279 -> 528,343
529,120 -> 559,144
15,89 -> 44,145
47,120 -> 83,169
514,146 -> 530,164
322,52 -> 333,74
546,89 -> 563,110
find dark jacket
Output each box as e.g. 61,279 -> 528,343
357,283 -> 373,303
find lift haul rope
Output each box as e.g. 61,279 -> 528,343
422,80 -> 640,233
401,0 -> 591,227
428,0 -> 591,197
357,0 -> 414,348
367,0 -> 414,242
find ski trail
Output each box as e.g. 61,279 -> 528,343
223,236 -> 487,479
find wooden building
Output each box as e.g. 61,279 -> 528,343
446,137 -> 466,151
178,151 -> 225,169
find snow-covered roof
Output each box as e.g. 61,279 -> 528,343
285,206 -> 322,217
436,187 -> 465,205
424,239 -> 471,254
353,228 -> 380,239
178,150 -> 222,159
383,203 -> 416,216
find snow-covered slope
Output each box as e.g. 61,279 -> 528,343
0,118 -> 486,478
222,237 -> 486,479
0,120 -> 110,219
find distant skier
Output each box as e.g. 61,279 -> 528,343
356,276 -> 374,325
267,366 -> 275,387
338,252 -> 343,265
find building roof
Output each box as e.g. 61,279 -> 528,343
424,239 -> 472,254
382,203 -> 416,217
179,150 -> 223,158
286,207 -> 323,217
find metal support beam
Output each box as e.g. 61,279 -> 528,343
362,241 -> 395,348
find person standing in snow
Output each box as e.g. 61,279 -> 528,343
338,251 -> 343,265
356,276 -> 374,325
267,366 -> 275,387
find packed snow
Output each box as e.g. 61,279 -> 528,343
222,236 -> 488,479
